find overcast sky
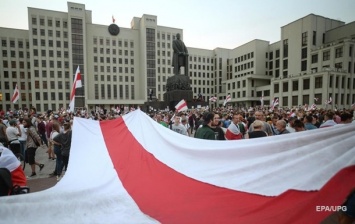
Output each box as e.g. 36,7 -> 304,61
0,0 -> 354,49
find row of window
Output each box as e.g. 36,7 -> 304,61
94,57 -> 134,65
94,84 -> 135,100
32,28 -> 68,38
2,50 -> 30,58
1,40 -> 28,48
234,52 -> 255,64
93,38 -> 134,48
190,56 -> 214,64
32,49 -> 69,58
94,75 -> 134,83
31,17 -> 67,28
32,39 -> 68,48
93,48 -> 134,56
274,76 -> 354,92
94,65 -> 134,74
189,63 -> 214,71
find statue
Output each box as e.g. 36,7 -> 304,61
172,33 -> 189,75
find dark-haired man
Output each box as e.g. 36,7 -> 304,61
195,112 -> 217,140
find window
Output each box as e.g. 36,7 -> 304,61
312,31 -> 316,45
335,47 -> 343,58
283,39 -> 288,57
301,60 -> 307,71
314,77 -> 323,89
301,48 -> 307,59
323,51 -> 330,61
292,80 -> 299,91
274,83 -> 279,93
283,82 -> 288,92
303,79 -> 310,90
283,59 -> 288,69
292,96 -> 298,106
311,54 -> 318,63
302,32 -> 308,46
302,95 -> 309,105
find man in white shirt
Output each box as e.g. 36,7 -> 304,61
171,114 -> 188,136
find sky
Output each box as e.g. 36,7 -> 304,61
0,0 -> 354,50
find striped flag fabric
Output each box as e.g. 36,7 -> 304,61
11,84 -> 20,103
0,110 -> 355,223
270,97 -> 279,110
175,99 -> 188,112
223,94 -> 231,106
209,96 -> 217,102
325,97 -> 332,105
310,103 -> 317,110
69,66 -> 82,112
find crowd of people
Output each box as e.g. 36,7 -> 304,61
0,106 -> 73,196
149,106 -> 354,141
0,105 -> 354,221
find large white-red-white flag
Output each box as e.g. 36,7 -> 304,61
11,84 -> 20,103
0,110 -> 355,223
223,94 -> 231,106
69,66 -> 82,113
175,99 -> 188,112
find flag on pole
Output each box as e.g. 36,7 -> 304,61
325,97 -> 332,105
310,104 -> 317,110
69,66 -> 82,113
223,95 -> 231,106
260,95 -> 264,107
11,84 -> 20,103
209,96 -> 217,102
270,97 -> 279,110
112,15 -> 115,23
175,99 -> 188,112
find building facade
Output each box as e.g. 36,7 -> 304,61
0,2 -> 354,112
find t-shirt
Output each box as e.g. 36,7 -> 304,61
172,124 -> 188,136
6,126 -> 19,142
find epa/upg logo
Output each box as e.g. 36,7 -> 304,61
315,206 -> 347,212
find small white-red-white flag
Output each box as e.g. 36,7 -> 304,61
112,15 -> 115,23
69,66 -> 82,113
11,84 -> 20,103
271,97 -> 279,110
314,98 -> 319,102
175,99 -> 188,112
310,104 -> 317,110
223,95 -> 231,106
325,97 -> 332,105
260,95 -> 264,107
209,96 -> 217,102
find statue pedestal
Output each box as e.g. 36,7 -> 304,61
163,75 -> 193,111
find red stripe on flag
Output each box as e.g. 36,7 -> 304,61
100,119 -> 355,224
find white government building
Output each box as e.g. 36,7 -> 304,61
0,2 -> 355,112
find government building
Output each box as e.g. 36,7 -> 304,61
1,2 -> 355,112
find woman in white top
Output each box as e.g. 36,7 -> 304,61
49,122 -> 62,180
18,118 -> 27,157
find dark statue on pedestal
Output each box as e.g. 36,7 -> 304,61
172,33 -> 189,76
163,33 -> 194,110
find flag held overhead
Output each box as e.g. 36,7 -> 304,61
11,84 -> 20,104
69,66 -> 82,112
175,99 -> 188,112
